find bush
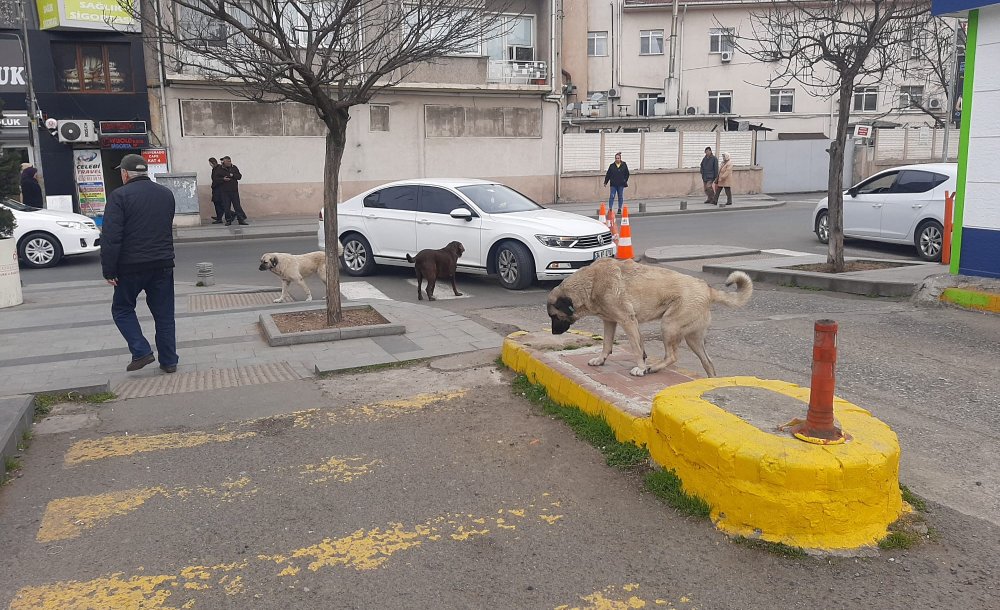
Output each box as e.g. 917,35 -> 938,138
0,206 -> 14,239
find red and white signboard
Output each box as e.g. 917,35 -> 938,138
853,125 -> 872,139
142,148 -> 169,182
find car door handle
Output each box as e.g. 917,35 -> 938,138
872,204 -> 883,208
364,213 -> 378,219
417,219 -> 431,225
912,204 -> 924,208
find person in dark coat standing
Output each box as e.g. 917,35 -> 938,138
20,167 -> 43,208
217,155 -> 248,226
101,154 -> 179,374
208,157 -> 226,223
603,152 -> 630,214
700,147 -> 719,204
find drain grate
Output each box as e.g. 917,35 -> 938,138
188,291 -> 280,312
114,362 -> 305,399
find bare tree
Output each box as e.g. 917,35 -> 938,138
735,0 -> 929,271
125,0 -> 515,323
905,15 -> 964,128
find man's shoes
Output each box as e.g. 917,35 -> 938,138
211,220 -> 223,224
726,202 -> 732,206
211,216 -> 219,221
225,221 -> 232,226
238,220 -> 249,226
126,353 -> 155,371
159,364 -> 177,374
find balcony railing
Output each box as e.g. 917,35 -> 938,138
487,60 -> 547,85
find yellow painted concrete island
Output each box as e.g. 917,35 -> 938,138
502,335 -> 904,552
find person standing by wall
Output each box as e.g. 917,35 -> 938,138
20,167 -> 43,208
700,147 -> 719,204
603,152 -> 630,214
218,156 -> 248,226
100,154 -> 179,374
208,157 -> 226,224
714,152 -> 733,206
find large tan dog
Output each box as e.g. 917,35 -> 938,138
259,244 -> 343,303
546,258 -> 753,377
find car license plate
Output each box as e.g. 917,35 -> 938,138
593,248 -> 614,260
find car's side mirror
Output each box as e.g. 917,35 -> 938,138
848,187 -> 859,198
450,208 -> 473,222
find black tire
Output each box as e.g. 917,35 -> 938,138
495,241 -> 534,290
815,210 -> 830,244
340,232 -> 376,276
18,232 -> 63,268
915,220 -> 943,262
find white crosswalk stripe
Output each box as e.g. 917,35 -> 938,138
340,281 -> 392,301
405,279 -> 472,299
761,248 -> 815,257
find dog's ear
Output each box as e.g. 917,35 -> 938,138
270,256 -> 278,267
554,296 -> 575,316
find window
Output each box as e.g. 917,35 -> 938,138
769,88 -> 794,113
176,4 -> 228,47
637,92 -> 659,117
708,90 -> 732,114
709,28 -> 735,54
588,31 -> 608,56
640,30 -> 664,55
369,105 -> 389,132
891,170 -> 948,194
52,43 -> 133,93
419,187 -> 471,215
457,184 -> 542,214
856,172 -> 898,195
363,186 -> 418,211
406,6 -> 484,56
485,14 -> 534,61
899,85 -> 924,108
280,1 -> 349,49
853,86 -> 878,112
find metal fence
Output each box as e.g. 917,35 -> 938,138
562,131 -> 754,173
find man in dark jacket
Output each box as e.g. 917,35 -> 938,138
700,147 -> 719,204
217,155 -> 248,226
603,152 -> 630,214
208,157 -> 226,224
101,154 -> 178,373
20,167 -> 43,208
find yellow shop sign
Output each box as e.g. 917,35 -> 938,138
36,0 -> 138,31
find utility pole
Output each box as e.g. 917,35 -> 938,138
664,0 -> 679,115
16,0 -> 43,180
941,18 -> 960,163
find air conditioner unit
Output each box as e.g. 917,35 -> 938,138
607,88 -> 620,99
685,106 -> 698,115
508,46 -> 534,62
57,119 -> 98,143
928,97 -> 942,110
720,51 -> 733,63
899,93 -> 911,108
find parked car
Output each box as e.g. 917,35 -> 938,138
319,179 -> 615,289
812,163 -> 957,262
0,199 -> 101,268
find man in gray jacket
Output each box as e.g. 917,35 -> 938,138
700,147 -> 719,204
101,154 -> 178,373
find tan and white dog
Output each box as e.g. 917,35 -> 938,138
546,258 -> 752,377
259,244 -> 343,303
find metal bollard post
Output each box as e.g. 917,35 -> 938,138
638,202 -> 646,213
196,262 -> 215,287
680,200 -> 687,210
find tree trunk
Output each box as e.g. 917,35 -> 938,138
826,84 -> 854,272
323,112 -> 348,325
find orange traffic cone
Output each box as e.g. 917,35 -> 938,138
599,202 -> 607,226
616,206 -> 634,260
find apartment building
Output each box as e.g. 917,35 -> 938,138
146,0 -> 562,219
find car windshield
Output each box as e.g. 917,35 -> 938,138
1,199 -> 37,212
457,184 -> 543,214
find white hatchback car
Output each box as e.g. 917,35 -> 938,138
1,199 -> 101,268
812,163 -> 957,261
319,179 -> 615,289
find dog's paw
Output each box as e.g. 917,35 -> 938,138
587,357 -> 607,367
629,366 -> 650,377
305,295 -> 313,302
273,297 -> 285,303
455,291 -> 463,296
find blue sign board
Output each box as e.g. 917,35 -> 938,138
932,0 -> 998,15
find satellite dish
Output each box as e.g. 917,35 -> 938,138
590,92 -> 605,101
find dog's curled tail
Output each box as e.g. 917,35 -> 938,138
711,271 -> 753,308
405,253 -> 414,263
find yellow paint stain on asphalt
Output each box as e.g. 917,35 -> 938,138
556,585 -> 690,610
299,456 -> 382,484
37,478 -> 259,542
540,514 -> 564,524
64,431 -> 257,465
13,503 -> 557,608
329,390 -> 469,425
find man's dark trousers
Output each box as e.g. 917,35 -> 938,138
112,268 -> 178,367
211,186 -> 229,222
222,191 -> 246,222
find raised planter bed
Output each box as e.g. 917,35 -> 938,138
259,304 -> 405,347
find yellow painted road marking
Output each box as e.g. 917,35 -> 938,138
554,585 -> 694,610
12,502 -> 562,609
299,456 -> 382,484
63,389 -> 467,466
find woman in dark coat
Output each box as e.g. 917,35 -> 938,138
603,152 -> 630,214
20,167 -> 43,208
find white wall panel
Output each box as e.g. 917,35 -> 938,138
562,133 -> 602,172
602,134 -> 642,167
718,132 -> 754,166
643,132 -> 680,169
681,132 -> 717,168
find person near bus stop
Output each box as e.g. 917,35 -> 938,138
603,152 -> 630,215
701,147 -> 719,204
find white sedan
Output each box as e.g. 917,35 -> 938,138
812,163 -> 957,261
1,199 -> 101,268
319,178 -> 615,289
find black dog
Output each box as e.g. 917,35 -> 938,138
405,241 -> 465,301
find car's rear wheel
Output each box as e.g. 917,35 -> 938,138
495,241 -> 534,290
18,232 -> 63,268
815,210 -> 830,244
915,220 -> 943,262
341,233 -> 376,276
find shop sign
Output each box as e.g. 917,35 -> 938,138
73,149 -> 107,219
0,39 -> 27,93
141,148 -> 168,181
99,134 -> 149,150
853,125 -> 872,139
36,0 -> 138,32
0,113 -> 30,140
99,120 -> 146,135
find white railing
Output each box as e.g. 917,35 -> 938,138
487,60 -> 547,84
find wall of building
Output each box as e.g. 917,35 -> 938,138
559,166 -> 762,202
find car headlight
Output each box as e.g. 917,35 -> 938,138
56,221 -> 85,229
535,234 -> 579,248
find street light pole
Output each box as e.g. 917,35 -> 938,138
16,0 -> 44,180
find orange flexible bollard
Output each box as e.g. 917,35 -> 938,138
943,191 -> 955,266
616,206 -> 634,260
786,320 -> 848,444
599,202 -> 607,226
607,207 -> 618,241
